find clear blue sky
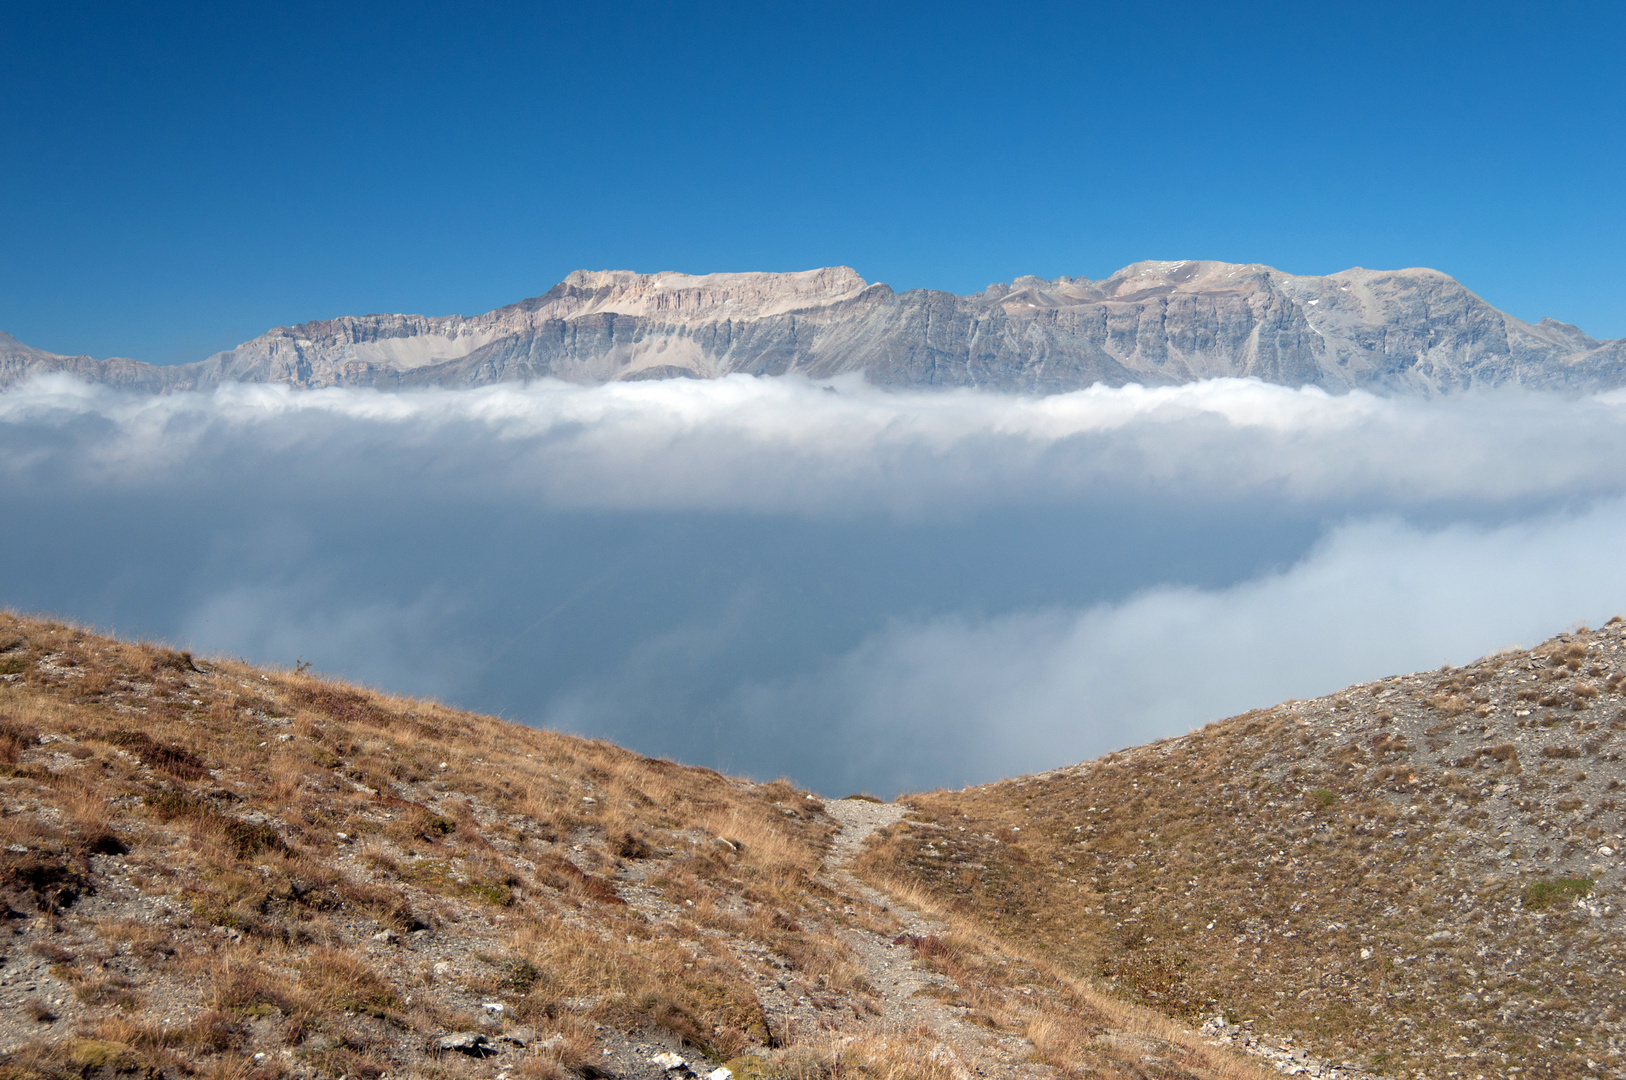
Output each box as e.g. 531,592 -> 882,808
3,1 -> 1623,364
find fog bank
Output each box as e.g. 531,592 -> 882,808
4,374 -> 1625,794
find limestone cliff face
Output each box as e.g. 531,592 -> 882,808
6,262 -> 1623,393
0,330 -> 192,390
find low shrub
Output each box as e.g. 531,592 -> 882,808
1523,877 -> 1593,910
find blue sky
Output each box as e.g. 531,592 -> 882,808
3,1 -> 1624,363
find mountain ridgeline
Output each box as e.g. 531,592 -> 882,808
4,261 -> 1623,395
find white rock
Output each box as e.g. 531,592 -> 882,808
1600,845 -> 1615,857
438,1032 -> 496,1057
650,1052 -> 687,1070
706,1069 -> 733,1080
482,1001 -> 505,1013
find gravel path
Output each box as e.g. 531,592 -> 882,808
823,798 -> 907,869
819,798 -> 1051,1080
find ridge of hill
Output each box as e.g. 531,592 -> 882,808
863,620 -> 1626,1080
5,262 -> 1624,395
0,612 -> 1278,1080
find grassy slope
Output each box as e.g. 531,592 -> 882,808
0,613 -> 1277,1080
863,621 -> 1626,1080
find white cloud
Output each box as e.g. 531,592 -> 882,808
6,373 -> 1626,517
753,505 -> 1626,793
7,372 -> 1626,794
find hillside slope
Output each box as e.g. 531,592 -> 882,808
5,261 -> 1624,395
0,613 -> 1275,1080
863,621 -> 1626,1080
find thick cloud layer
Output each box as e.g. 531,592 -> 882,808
5,373 -> 1626,794
726,508 -> 1626,793
10,374 -> 1626,515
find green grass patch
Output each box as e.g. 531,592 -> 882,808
1522,876 -> 1592,910
400,857 -> 515,905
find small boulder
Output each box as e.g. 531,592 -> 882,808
438,1032 -> 498,1058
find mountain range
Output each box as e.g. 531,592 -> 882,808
5,261 -> 1625,394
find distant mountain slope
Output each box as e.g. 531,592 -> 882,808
6,261 -> 1625,394
0,331 -> 188,391
865,620 -> 1626,1080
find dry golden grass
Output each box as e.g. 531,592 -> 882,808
854,625 -> 1626,1080
0,612 -> 848,1077
853,864 -> 1280,1080
0,610 -> 1355,1080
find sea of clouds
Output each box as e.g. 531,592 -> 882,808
6,373 -> 1626,795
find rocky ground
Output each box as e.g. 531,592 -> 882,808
0,612 -> 1275,1080
864,621 -> 1626,1080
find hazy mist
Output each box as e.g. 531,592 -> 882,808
6,374 -> 1626,795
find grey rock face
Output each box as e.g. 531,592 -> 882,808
0,330 -> 192,391
6,261 -> 1623,394
436,1031 -> 497,1057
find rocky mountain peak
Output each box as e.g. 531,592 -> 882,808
549,266 -> 873,322
4,260 -> 1624,395
1095,259 -> 1278,297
